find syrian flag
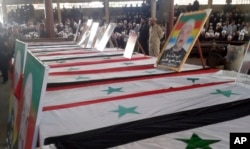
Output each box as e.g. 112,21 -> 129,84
32,48 -> 122,57
46,53 -> 207,84
44,70 -> 233,107
47,64 -> 204,84
37,50 -> 125,61
38,70 -> 250,148
46,54 -> 152,68
111,114 -> 250,149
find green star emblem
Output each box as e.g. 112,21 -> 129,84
176,133 -> 220,149
111,105 -> 140,117
187,78 -> 199,83
123,62 -> 134,65
67,67 -> 80,71
75,76 -> 90,80
103,86 -> 123,94
145,70 -> 157,74
210,89 -> 240,97
56,60 -> 66,63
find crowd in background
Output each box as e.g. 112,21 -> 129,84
3,1 -> 250,47
2,1 -> 250,83
175,2 -> 250,42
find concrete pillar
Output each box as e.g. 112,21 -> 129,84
44,0 -> 55,38
104,0 -> 109,23
167,0 -> 174,38
56,0 -> 62,24
208,0 -> 213,8
151,0 -> 156,18
206,0 -> 213,29
1,0 -> 7,24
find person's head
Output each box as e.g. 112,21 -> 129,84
12,25 -> 20,34
174,19 -> 195,50
221,30 -> 227,36
227,35 -> 232,41
214,32 -> 220,39
141,16 -> 147,24
39,23 -> 45,31
149,17 -> 157,26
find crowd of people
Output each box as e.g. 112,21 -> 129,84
2,1 -> 250,83
175,2 -> 250,43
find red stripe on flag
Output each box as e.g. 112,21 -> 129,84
49,65 -> 155,75
43,81 -> 233,111
47,68 -> 219,91
49,56 -> 151,68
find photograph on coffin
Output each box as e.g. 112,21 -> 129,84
85,22 -> 100,48
156,9 -> 211,72
77,19 -> 93,46
96,23 -> 117,51
225,44 -> 246,72
236,41 -> 250,87
123,31 -> 138,59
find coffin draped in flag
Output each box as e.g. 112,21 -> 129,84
39,68 -> 250,148
14,19 -> 250,149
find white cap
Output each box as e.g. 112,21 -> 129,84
222,30 -> 227,34
215,32 -> 220,36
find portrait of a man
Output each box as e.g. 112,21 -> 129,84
160,19 -> 195,67
156,9 -> 211,72
18,73 -> 33,149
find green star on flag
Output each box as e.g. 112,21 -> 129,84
75,76 -> 90,80
210,89 -> 240,97
145,70 -> 157,74
111,105 -> 140,117
176,133 -> 220,149
56,60 -> 66,63
67,67 -> 80,71
123,62 -> 134,65
103,86 -> 123,94
187,78 -> 199,83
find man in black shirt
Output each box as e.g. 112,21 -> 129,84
0,36 -> 11,84
138,16 -> 149,55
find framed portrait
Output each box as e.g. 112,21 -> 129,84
156,9 -> 212,72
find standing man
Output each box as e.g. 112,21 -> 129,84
193,0 -> 200,11
148,18 -> 164,57
0,36 -> 11,84
138,16 -> 149,55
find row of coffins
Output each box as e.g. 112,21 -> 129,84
6,9 -> 250,149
